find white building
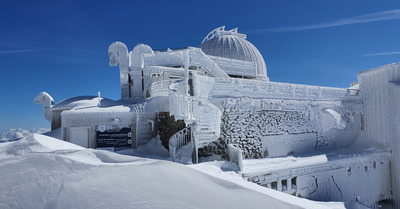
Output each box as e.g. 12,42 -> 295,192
35,26 -> 400,208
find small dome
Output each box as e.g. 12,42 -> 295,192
199,26 -> 268,79
52,96 -> 120,110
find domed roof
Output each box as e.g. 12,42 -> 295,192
52,96 -> 121,110
199,26 -> 268,80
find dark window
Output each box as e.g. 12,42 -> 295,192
291,177 -> 297,189
271,181 -> 277,190
282,179 -> 287,191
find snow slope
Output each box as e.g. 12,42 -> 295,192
0,134 -> 332,209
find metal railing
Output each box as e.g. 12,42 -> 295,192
147,79 -> 183,97
168,91 -> 196,123
169,127 -> 191,162
131,103 -> 146,112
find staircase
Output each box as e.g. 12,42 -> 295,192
188,48 -> 230,79
168,79 -> 221,163
144,48 -> 225,162
191,100 -> 221,148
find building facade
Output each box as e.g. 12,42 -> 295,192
35,26 -> 400,208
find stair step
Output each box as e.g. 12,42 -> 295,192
195,132 -> 216,136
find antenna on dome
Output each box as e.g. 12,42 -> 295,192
201,26 -> 246,44
201,26 -> 226,44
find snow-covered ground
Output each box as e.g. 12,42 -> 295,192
0,130 -> 368,209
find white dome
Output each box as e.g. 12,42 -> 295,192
199,26 -> 268,79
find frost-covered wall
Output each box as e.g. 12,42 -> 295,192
389,82 -> 400,209
134,113 -> 158,146
193,75 -> 347,101
358,63 -> 400,208
51,109 -> 63,130
214,98 -> 361,158
358,63 -> 400,146
243,151 -> 391,207
193,75 -> 362,159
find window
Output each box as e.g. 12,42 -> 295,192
282,179 -> 288,191
291,177 -> 297,189
271,181 -> 277,190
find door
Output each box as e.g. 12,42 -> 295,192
68,127 -> 89,148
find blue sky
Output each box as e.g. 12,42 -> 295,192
0,0 -> 399,131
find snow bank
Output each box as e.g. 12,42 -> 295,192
34,133 -> 84,150
0,134 -> 333,209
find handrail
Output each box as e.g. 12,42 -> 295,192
147,79 -> 184,97
131,103 -> 145,112
169,127 -> 191,162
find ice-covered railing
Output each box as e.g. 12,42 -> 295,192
146,77 -> 196,123
147,79 -> 183,98
168,89 -> 195,123
145,76 -> 196,123
169,127 -> 191,162
169,79 -> 187,95
131,103 -> 146,113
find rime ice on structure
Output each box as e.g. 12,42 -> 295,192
34,26 -> 400,208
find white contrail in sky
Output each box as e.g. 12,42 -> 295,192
364,51 -> 400,56
248,9 -> 400,33
0,49 -> 38,54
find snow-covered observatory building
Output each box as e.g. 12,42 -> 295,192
35,26 -> 400,208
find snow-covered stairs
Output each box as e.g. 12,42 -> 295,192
169,93 -> 221,148
191,100 -> 221,148
167,79 -> 221,162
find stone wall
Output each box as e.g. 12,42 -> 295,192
158,112 -> 186,150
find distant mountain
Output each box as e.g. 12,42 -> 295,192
0,128 -> 49,142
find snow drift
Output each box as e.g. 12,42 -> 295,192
0,133 -> 331,209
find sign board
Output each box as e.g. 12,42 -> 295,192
96,128 -> 132,148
